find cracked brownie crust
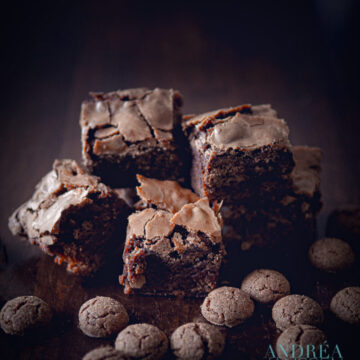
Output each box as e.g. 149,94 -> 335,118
276,325 -> 326,360
170,322 -> 225,360
119,176 -> 225,297
183,104 -> 293,203
0,296 -> 53,335
115,323 -> 168,360
79,296 -> 129,338
330,287 -> 360,325
8,159 -> 130,275
200,286 -> 254,328
82,346 -> 127,360
241,269 -> 290,304
272,295 -> 324,331
80,88 -> 188,187
308,238 -> 355,273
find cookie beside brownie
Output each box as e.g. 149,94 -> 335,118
119,175 -> 225,297
80,87 -> 188,188
9,159 -> 130,275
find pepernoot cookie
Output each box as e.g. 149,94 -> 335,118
308,238 -> 355,273
200,286 -> 254,328
330,287 -> 360,325
241,269 -> 290,304
115,323 -> 168,359
82,346 -> 127,360
170,322 -> 225,360
276,325 -> 327,360
0,295 -> 53,335
272,295 -> 324,331
79,296 -> 129,338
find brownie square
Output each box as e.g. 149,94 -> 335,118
9,159 -> 130,275
119,175 -> 225,297
183,104 -> 294,206
223,145 -> 323,249
80,88 -> 188,187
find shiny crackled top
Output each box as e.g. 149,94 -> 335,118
136,174 -> 200,213
9,159 -> 109,239
184,104 -> 290,150
128,175 -> 222,245
80,88 -> 183,151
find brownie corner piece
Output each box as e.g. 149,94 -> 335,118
119,176 -> 225,297
80,87 -> 188,187
9,159 -> 130,276
183,104 -> 294,201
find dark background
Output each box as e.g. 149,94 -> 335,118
0,1 -> 359,359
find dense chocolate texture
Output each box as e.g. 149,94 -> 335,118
220,145 -> 322,249
8,160 -> 130,275
119,175 -> 225,297
184,104 -> 293,204
184,105 -> 322,249
80,88 -> 188,187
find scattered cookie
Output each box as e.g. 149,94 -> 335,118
170,322 -> 225,359
276,325 -> 327,360
0,295 -> 53,335
79,296 -> 129,338
241,269 -> 290,304
115,323 -> 168,359
326,206 -> 360,248
272,295 -> 324,331
82,346 -> 127,360
200,286 -> 254,328
308,238 -> 355,273
330,287 -> 360,325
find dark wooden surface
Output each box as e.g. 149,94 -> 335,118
1,1 -> 359,359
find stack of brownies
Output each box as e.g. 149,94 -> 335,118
9,87 -> 322,297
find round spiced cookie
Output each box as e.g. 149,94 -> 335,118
79,296 -> 129,338
0,295 -> 53,335
330,287 -> 360,325
276,325 -> 327,360
308,238 -> 355,273
272,295 -> 324,331
170,322 -> 225,360
115,323 -> 168,359
200,286 -> 254,328
82,346 -> 127,360
241,269 -> 290,304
